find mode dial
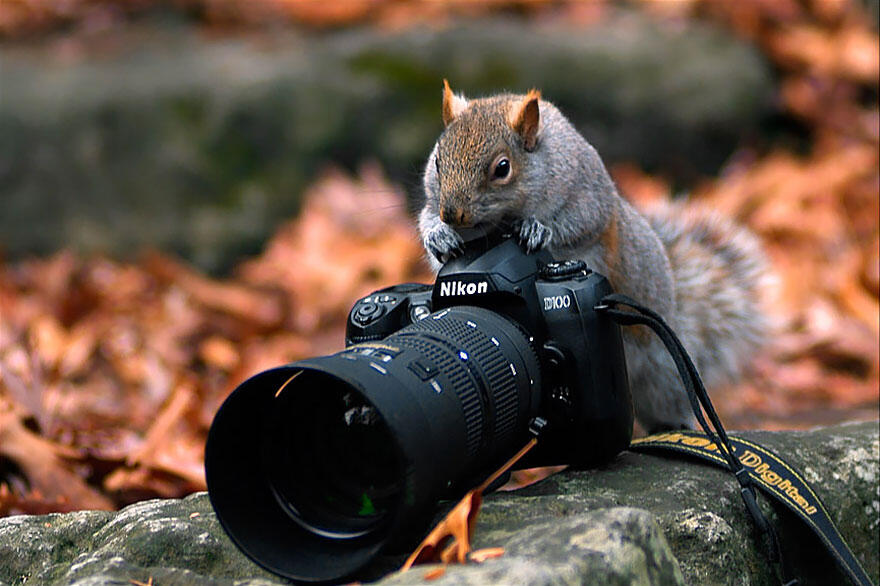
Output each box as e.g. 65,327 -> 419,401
353,301 -> 385,325
540,259 -> 589,281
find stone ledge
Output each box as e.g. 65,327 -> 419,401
0,421 -> 875,585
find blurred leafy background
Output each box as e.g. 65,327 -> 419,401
0,0 -> 877,515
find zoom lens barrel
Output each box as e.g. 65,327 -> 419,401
205,306 -> 540,583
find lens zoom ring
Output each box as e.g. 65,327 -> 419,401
398,310 -> 523,453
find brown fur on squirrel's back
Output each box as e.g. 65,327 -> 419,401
646,205 -> 769,389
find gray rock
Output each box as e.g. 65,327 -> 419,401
380,507 -> 685,586
0,14 -> 773,272
0,494 -> 281,586
494,421 -> 879,586
1,422 -> 874,586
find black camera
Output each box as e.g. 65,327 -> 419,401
205,232 -> 633,583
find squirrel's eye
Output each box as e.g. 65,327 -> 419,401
492,158 -> 511,180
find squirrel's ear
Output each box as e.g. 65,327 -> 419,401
509,89 -> 541,151
442,79 -> 469,127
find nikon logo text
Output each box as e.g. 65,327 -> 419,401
439,280 -> 489,297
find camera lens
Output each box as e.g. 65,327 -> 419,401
205,306 -> 541,583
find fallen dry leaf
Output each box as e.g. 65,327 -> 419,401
422,566 -> 447,580
402,439 -> 537,570
0,400 -> 114,514
403,489 -> 482,569
469,547 -> 506,563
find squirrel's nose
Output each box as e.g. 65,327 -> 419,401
441,204 -> 470,226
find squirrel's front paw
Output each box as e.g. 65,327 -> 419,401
517,217 -> 553,253
423,223 -> 464,263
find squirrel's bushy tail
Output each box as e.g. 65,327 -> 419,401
647,205 -> 770,389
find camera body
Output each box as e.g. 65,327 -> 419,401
346,234 -> 633,470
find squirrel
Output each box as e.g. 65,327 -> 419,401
418,80 -> 768,433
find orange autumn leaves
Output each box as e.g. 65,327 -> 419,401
0,164 -> 432,515
613,0 -> 879,431
0,0 -> 595,38
0,0 -> 877,518
4,0 -> 879,40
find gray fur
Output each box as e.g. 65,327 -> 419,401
420,90 -> 766,432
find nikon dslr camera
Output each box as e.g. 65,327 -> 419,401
205,231 -> 633,583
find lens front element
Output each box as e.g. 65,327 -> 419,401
266,374 -> 403,539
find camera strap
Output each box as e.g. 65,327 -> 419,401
595,293 -> 874,586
